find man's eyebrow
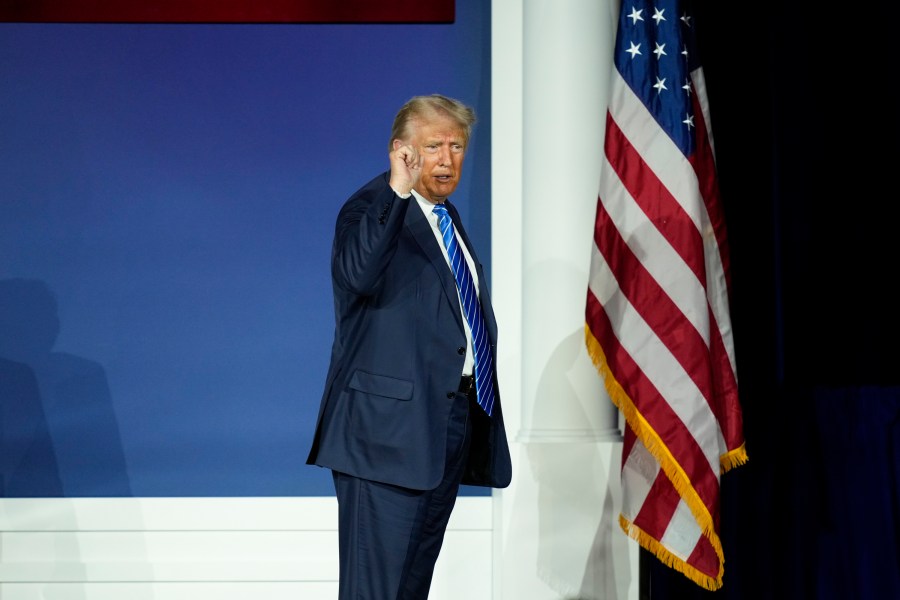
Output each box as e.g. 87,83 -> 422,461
423,136 -> 464,143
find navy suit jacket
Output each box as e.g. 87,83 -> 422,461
307,171 -> 512,490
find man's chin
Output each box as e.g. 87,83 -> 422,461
429,183 -> 458,199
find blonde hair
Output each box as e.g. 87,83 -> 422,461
388,94 -> 476,151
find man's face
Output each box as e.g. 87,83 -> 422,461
409,115 -> 466,204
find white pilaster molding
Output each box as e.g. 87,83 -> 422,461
519,0 -> 618,443
492,0 -> 639,598
491,0 -> 524,598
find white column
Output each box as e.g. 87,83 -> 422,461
493,1 -> 639,598
519,1 -> 618,442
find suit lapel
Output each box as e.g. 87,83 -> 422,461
405,200 -> 466,332
445,202 -> 480,272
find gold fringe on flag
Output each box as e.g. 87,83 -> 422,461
585,323 -> 743,590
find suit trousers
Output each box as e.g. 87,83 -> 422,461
332,390 -> 475,600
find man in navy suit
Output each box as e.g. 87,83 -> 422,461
307,94 -> 512,599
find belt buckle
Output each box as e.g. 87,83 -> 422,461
459,375 -> 475,396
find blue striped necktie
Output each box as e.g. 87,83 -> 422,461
432,203 -> 495,417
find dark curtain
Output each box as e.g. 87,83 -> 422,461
645,2 -> 900,598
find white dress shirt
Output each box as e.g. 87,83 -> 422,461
410,190 -> 479,377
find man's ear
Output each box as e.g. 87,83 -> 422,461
392,139 -> 403,150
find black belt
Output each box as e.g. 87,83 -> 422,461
458,374 -> 476,397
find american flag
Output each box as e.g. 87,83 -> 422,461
584,0 -> 747,590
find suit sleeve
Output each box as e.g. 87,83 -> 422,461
332,177 -> 408,296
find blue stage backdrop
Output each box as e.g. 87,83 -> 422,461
0,0 -> 492,497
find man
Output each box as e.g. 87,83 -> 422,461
307,94 -> 512,599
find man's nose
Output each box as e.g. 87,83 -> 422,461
437,145 -> 451,165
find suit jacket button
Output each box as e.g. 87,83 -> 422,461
457,346 -> 465,355
447,392 -> 455,399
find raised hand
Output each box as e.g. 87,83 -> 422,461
388,143 -> 422,196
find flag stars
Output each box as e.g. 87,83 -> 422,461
653,42 -> 667,59
652,7 -> 666,25
628,7 -> 644,24
611,2 -> 708,157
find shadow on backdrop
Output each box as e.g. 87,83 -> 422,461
0,278 -> 131,497
0,356 -> 63,496
526,326 -> 631,600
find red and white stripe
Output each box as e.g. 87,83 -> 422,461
585,65 -> 747,590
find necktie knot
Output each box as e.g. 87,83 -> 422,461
432,203 -> 449,220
